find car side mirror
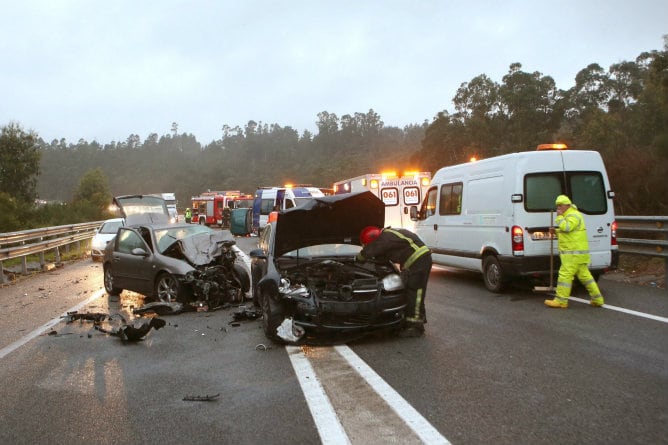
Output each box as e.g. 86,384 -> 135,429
131,247 -> 149,257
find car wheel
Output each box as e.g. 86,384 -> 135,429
155,272 -> 180,302
482,255 -> 507,293
103,264 -> 123,295
260,290 -> 285,343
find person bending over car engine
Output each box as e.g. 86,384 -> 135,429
356,226 -> 432,338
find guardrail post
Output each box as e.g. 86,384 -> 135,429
0,261 -> 6,284
39,236 -> 45,269
55,246 -> 61,264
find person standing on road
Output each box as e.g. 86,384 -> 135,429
185,207 -> 192,224
545,195 -> 605,309
356,226 -> 432,337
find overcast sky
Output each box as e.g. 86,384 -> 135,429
1,0 -> 666,145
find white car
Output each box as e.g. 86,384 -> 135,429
91,218 -> 125,261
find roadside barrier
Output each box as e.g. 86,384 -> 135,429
616,216 -> 668,291
0,221 -> 102,283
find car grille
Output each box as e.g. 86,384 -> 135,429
318,278 -> 379,302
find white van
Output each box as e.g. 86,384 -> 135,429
411,144 -> 619,292
251,186 -> 325,232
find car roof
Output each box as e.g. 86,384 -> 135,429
273,191 -> 384,257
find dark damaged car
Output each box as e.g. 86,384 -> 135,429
102,195 -> 250,308
250,191 -> 406,344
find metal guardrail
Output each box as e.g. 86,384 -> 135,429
1,216 -> 666,287
616,216 -> 667,291
0,221 -> 103,283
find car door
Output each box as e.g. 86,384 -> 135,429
111,227 -> 155,294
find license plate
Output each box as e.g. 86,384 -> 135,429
531,231 -> 555,241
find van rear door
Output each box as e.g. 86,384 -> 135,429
561,150 -> 615,271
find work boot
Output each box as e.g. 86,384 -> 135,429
590,297 -> 604,307
397,322 -> 425,338
544,298 -> 568,308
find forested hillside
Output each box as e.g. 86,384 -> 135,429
2,41 -> 666,232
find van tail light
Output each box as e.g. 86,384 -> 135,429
268,211 -> 279,223
611,220 -> 617,246
511,225 -> 524,255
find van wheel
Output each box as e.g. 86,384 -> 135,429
483,256 -> 506,293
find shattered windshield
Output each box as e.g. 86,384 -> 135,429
282,243 -> 361,258
154,225 -> 211,253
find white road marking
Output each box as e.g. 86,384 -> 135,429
286,345 -> 351,445
0,288 -> 106,360
431,265 -> 668,324
288,344 -> 451,445
569,296 -> 668,323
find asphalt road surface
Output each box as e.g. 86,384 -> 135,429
1,234 -> 666,445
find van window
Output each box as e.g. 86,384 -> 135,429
439,183 -> 463,215
420,187 -> 438,218
570,172 -> 607,214
524,171 -> 607,214
260,198 -> 275,215
525,174 -> 562,211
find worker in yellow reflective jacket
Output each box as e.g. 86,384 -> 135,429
357,226 -> 432,337
545,195 -> 605,309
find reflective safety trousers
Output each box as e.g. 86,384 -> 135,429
555,254 -> 603,301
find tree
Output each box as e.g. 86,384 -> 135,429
73,168 -> 112,218
0,122 -> 41,202
0,191 -> 22,232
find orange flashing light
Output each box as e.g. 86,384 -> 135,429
370,179 -> 379,189
421,177 -> 430,186
537,143 -> 568,151
469,156 -> 478,162
284,183 -> 294,188
381,171 -> 397,179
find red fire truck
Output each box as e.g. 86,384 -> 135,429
190,191 -> 253,227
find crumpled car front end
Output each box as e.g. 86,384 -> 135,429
161,230 -> 250,308
273,256 -> 405,334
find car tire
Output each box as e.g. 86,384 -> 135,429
260,290 -> 285,343
483,255 -> 507,293
155,272 -> 181,303
103,264 -> 123,295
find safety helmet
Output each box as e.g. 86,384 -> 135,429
360,226 -> 381,245
555,195 -> 572,206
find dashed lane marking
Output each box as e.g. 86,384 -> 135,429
287,344 -> 451,445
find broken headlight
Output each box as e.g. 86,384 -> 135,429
381,273 -> 403,292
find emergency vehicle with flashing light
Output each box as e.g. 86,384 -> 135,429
333,171 -> 431,230
409,144 -> 618,292
251,185 -> 325,233
190,190 -> 253,227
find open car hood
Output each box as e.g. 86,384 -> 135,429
274,191 -> 384,257
113,195 -> 170,225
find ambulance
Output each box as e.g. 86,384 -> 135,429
333,171 -> 431,230
410,144 -> 619,292
251,185 -> 325,233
